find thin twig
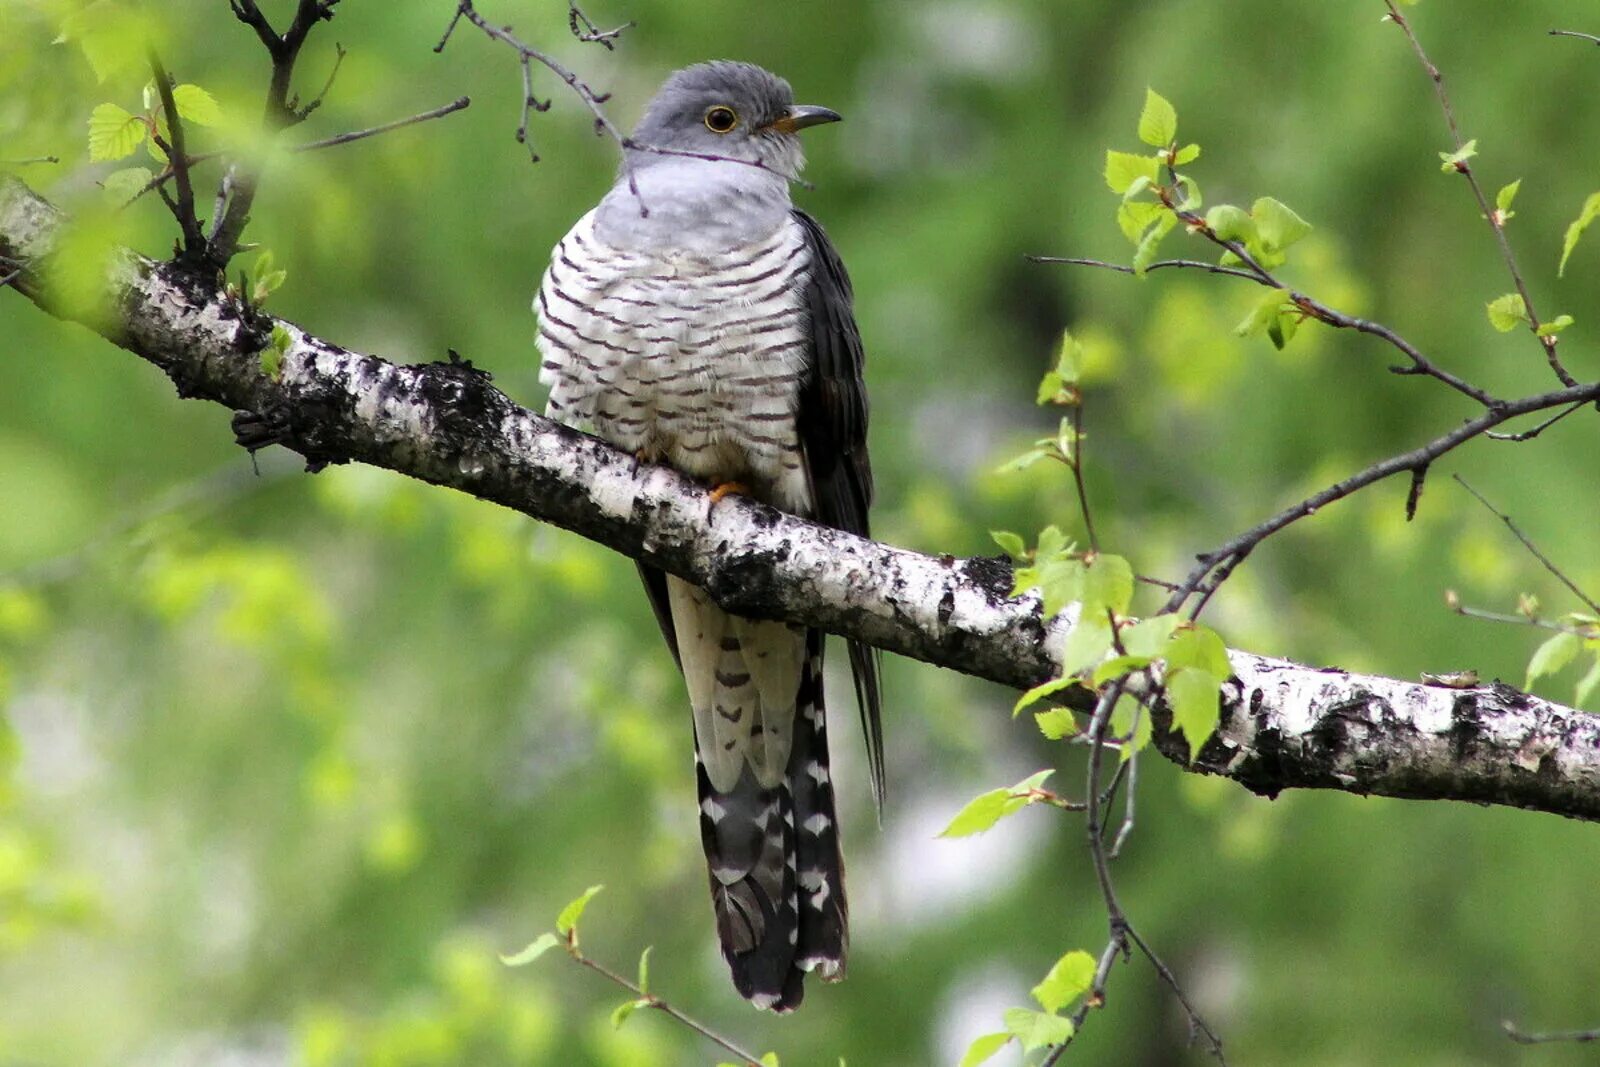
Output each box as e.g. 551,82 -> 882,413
568,2 -> 633,49
1453,604 -> 1597,638
1163,378 -> 1600,616
298,42 -> 347,120
148,51 -> 205,258
1549,29 -> 1600,47
1453,475 -> 1600,615
436,0 -> 811,203
1485,399 -> 1588,441
293,96 -> 472,152
1384,1 -> 1576,387
1504,1019 -> 1600,1044
1109,751 -> 1138,859
1027,254 -> 1260,283
0,266 -> 24,290
0,156 -> 60,166
567,947 -> 767,1066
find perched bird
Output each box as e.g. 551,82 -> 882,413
535,61 -> 881,1012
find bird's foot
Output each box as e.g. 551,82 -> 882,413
708,481 -> 748,505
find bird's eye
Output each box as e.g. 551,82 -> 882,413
704,106 -> 739,134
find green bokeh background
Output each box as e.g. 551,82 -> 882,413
3,1 -> 1599,1064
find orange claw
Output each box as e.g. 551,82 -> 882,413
708,481 -> 749,505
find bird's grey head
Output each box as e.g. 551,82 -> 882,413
628,61 -> 840,176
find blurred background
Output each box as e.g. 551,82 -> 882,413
3,0 -> 1600,1064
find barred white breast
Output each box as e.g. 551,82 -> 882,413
536,209 -> 814,515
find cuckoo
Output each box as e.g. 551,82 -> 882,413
535,61 -> 881,1012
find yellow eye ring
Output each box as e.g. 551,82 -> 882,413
704,106 -> 739,133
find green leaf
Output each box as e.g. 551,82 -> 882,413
1082,553 -> 1134,616
938,771 -> 1052,838
958,1032 -> 1013,1067
555,884 -> 604,935
1167,624 -> 1231,678
1525,631 -> 1582,690
1537,315 -> 1574,337
1117,200 -> 1166,243
1495,178 -> 1521,215
1111,692 -> 1150,758
761,1055 -> 780,1067
637,945 -> 652,995
1486,293 -> 1528,332
1014,675 -> 1078,717
1131,212 -> 1176,276
1032,950 -> 1097,1013
171,83 -> 222,127
1252,197 -> 1312,251
1104,150 -> 1161,195
1036,558 -> 1086,618
610,997 -> 649,1029
88,103 -> 146,161
1438,138 -> 1478,172
1123,614 -> 1181,657
1091,653 -> 1154,686
1061,611 -> 1113,678
1053,330 -> 1083,385
1035,707 -> 1079,740
1559,192 -> 1600,276
991,530 -> 1027,559
1138,88 -> 1178,147
1169,667 -> 1222,761
101,166 -> 152,204
500,932 -> 559,967
1236,290 -> 1294,340
1172,142 -> 1201,165
1205,204 -> 1255,244
1575,655 -> 1600,709
1004,1007 -> 1075,1052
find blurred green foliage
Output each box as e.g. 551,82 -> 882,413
4,0 -> 1600,1064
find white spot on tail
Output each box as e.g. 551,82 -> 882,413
700,797 -> 726,823
806,760 -> 830,785
803,812 -> 832,836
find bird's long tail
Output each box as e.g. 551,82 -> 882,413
667,576 -> 847,1012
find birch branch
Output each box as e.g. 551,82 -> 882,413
5,174 -> 1599,822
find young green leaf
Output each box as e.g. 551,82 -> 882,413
1131,212 -> 1177,276
1117,200 -> 1166,243
1575,654 -> 1600,709
1122,614 -> 1181,657
958,1032 -> 1013,1067
1091,653 -> 1154,687
555,884 -> 605,935
1559,192 -> 1600,276
1110,692 -> 1151,759
1205,204 -> 1255,244
1060,612 -> 1113,678
1252,197 -> 1312,252
1013,675 -> 1079,717
938,771 -> 1053,838
88,103 -> 146,161
610,997 -> 649,1029
1138,88 -> 1178,147
991,530 -> 1027,559
1495,179 -> 1520,217
1082,553 -> 1134,616
1035,707 -> 1079,740
1105,150 -> 1161,195
1168,667 -> 1222,761
1525,631 -> 1582,690
1171,142 -> 1201,166
1438,139 -> 1478,172
171,83 -> 222,127
1537,315 -> 1574,337
1167,624 -> 1231,678
1004,1008 -> 1075,1052
500,932 -> 560,967
1486,293 -> 1528,332
637,945 -> 652,995
101,166 -> 153,204
1031,949 -> 1097,1013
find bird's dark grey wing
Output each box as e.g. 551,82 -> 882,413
792,208 -> 884,809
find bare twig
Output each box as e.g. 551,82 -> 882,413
1384,1 -> 1576,387
148,51 -> 205,259
563,943 -> 767,1066
435,0 -> 811,201
1549,29 -> 1600,47
1504,1019 -> 1600,1044
568,2 -> 633,49
299,42 -> 348,120
212,0 -> 340,264
1454,475 -> 1600,615
0,156 -> 60,166
1163,378 -> 1600,616
0,266 -> 23,290
1486,399 -> 1588,441
1453,604 -> 1597,639
1027,254 -> 1260,283
293,96 -> 472,152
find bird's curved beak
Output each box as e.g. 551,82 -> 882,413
766,104 -> 842,134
